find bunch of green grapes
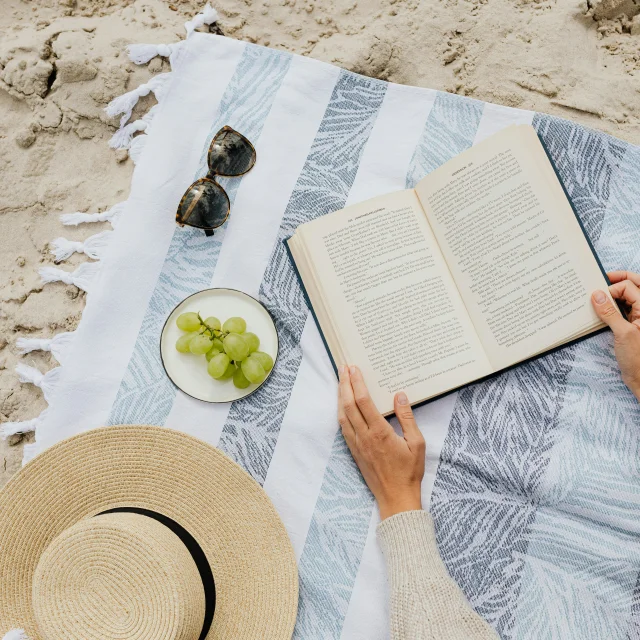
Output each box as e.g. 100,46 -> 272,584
174,312 -> 274,389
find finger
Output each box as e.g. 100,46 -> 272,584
394,392 -> 425,450
338,369 -> 355,438
338,406 -> 356,448
608,280 -> 640,306
349,365 -> 383,426
339,365 -> 367,433
338,367 -> 356,446
592,289 -> 630,335
607,271 -> 640,287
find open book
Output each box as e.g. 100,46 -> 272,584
286,125 -> 611,415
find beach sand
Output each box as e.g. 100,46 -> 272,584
1,0 -> 639,485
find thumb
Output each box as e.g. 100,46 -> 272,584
394,392 -> 424,446
592,289 -> 629,335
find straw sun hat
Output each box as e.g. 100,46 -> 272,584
0,425 -> 299,639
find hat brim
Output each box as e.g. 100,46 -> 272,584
0,425 -> 299,639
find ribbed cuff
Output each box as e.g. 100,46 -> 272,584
377,510 -> 448,579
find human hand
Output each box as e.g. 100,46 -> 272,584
592,270 -> 640,401
337,365 -> 425,520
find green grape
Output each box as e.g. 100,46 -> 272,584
207,353 -> 230,379
251,351 -> 274,373
205,338 -> 225,361
233,367 -> 251,389
175,333 -> 195,353
223,316 -> 247,334
176,312 -> 201,332
241,357 -> 266,385
223,333 -> 249,362
203,316 -> 221,331
205,345 -> 221,362
243,332 -> 260,353
189,334 -> 213,355
220,362 -> 236,380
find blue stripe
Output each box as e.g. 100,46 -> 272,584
108,45 -> 292,426
429,115 -> 626,638
406,91 -> 484,188
294,432 -> 374,638
294,90 -> 484,639
510,130 -> 640,639
217,70 -> 388,484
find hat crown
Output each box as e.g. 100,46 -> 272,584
32,512 -> 205,640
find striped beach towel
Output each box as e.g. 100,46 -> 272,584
9,7 -> 640,638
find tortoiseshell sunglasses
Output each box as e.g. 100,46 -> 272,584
176,126 -> 256,236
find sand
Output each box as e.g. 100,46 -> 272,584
1,0 -> 639,486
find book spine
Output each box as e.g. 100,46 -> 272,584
283,238 -> 339,379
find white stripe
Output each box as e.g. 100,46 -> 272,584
340,507 -> 388,640
164,55 -> 341,438
36,38 -> 247,453
262,319 -> 338,559
347,82 -> 438,204
165,395 -> 230,445
473,102 -> 535,145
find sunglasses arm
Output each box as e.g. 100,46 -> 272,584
205,229 -> 214,237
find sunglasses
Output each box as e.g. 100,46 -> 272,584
176,126 -> 256,236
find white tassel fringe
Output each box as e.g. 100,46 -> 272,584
15,364 -> 61,404
110,4 -> 218,162
16,337 -> 53,354
127,3 -> 217,67
109,104 -> 157,150
185,3 -> 219,36
39,261 -> 100,293
105,73 -> 171,127
109,119 -> 148,149
2,630 -> 31,640
17,331 -> 75,364
50,231 -> 111,262
60,202 -> 126,227
1,409 -> 49,440
127,42 -> 180,65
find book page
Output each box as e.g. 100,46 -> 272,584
415,124 -> 608,370
293,189 -> 492,414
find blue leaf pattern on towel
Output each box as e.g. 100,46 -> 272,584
217,70 -> 388,484
509,125 -> 640,640
294,431 -> 374,639
430,115 -> 640,639
108,45 -> 291,426
406,91 -> 484,188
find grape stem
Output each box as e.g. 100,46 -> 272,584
196,313 -> 230,340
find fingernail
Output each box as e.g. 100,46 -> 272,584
397,392 -> 408,405
338,365 -> 345,376
350,365 -> 357,375
594,290 -> 606,304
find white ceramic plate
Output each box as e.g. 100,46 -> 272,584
160,288 -> 279,403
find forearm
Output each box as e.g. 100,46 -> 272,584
377,510 -> 499,640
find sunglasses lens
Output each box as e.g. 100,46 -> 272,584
208,127 -> 256,177
177,179 -> 230,230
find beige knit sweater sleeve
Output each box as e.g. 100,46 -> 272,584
377,510 -> 499,640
